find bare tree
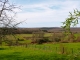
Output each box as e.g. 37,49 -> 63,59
0,0 -> 22,45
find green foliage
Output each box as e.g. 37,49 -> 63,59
54,37 -> 61,42
17,38 -> 24,41
61,9 -> 80,42
62,9 -> 80,33
36,37 -> 50,44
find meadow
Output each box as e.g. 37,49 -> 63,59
0,43 -> 80,60
0,33 -> 80,60
0,0 -> 80,59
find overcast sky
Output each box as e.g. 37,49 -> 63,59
9,0 -> 80,28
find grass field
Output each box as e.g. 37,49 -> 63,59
1,33 -> 80,60
5,33 -> 53,44
0,43 -> 80,60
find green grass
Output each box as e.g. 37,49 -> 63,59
0,46 -> 69,60
28,43 -> 80,54
0,43 -> 80,60
6,34 -> 32,44
16,34 -> 32,38
2,33 -> 80,60
5,33 -> 52,44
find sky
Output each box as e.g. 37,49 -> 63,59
9,0 -> 80,28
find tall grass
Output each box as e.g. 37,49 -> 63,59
0,43 -> 80,60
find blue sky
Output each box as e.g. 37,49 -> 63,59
9,0 -> 80,27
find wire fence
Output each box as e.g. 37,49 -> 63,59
23,44 -> 80,55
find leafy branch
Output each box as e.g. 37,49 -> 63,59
62,9 -> 80,33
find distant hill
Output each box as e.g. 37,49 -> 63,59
17,27 -> 80,33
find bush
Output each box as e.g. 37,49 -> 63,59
61,41 -> 69,43
54,37 -> 61,42
37,37 -> 50,44
17,38 -> 24,41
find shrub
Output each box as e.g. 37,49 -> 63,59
17,38 -> 24,41
37,37 -> 50,44
54,37 -> 61,42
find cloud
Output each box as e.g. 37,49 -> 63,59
12,0 -> 80,27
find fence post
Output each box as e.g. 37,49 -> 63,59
71,48 -> 73,54
43,46 -> 46,50
56,47 -> 57,53
61,47 -> 64,54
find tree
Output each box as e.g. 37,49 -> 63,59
0,0 -> 22,45
62,9 -> 80,42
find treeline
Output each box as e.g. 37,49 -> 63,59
0,27 -> 80,34
0,28 -> 38,34
12,28 -> 48,34
13,28 -> 80,34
